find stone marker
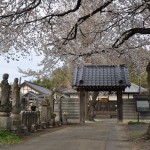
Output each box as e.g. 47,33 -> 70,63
11,78 -> 21,130
0,73 -> 12,129
41,99 -> 51,127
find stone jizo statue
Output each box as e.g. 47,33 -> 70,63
0,73 -> 10,106
12,78 -> 20,113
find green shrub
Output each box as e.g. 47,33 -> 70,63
0,130 -> 23,144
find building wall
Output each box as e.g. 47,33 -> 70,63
20,85 -> 39,95
54,98 -> 80,123
123,99 -> 150,123
54,95 -> 150,124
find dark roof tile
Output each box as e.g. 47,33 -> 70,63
72,64 -> 131,91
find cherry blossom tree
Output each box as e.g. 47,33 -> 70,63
0,0 -> 150,78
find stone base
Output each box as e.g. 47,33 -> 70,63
0,116 -> 12,130
0,105 -> 11,113
20,124 -> 28,134
0,112 -> 10,117
31,124 -> 37,133
10,114 -> 21,133
12,119 -> 21,127
11,113 -> 20,125
41,122 -> 47,129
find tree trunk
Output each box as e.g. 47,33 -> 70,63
146,62 -> 150,137
146,123 -> 150,137
88,92 -> 99,121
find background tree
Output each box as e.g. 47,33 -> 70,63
33,66 -> 72,90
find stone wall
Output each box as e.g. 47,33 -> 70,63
123,99 -> 150,123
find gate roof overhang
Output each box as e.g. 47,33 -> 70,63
72,64 -> 131,92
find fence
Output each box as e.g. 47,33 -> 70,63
20,111 -> 40,132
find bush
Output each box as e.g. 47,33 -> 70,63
0,130 -> 23,144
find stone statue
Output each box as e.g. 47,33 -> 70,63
41,99 -> 50,106
0,73 -> 10,106
12,78 -> 20,113
49,89 -> 55,113
0,74 -> 11,129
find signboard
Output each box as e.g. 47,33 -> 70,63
133,95 -> 150,112
136,100 -> 149,112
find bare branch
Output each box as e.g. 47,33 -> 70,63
52,0 -> 82,17
0,0 -> 42,19
113,28 -> 150,48
62,0 -> 114,45
0,0 -> 82,23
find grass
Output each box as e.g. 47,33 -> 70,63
127,121 -> 148,140
0,130 -> 23,144
128,121 -> 147,125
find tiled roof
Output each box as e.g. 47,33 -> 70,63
72,64 -> 131,91
124,83 -> 147,93
22,91 -> 49,99
21,81 -> 51,95
62,88 -> 77,94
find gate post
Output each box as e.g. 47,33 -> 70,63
85,91 -> 89,120
117,90 -> 123,122
80,89 -> 86,123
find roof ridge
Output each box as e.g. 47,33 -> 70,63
25,80 -> 49,89
83,64 -> 125,67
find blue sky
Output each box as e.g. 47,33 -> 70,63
0,54 -> 43,84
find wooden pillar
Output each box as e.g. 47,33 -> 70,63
59,97 -> 63,124
117,90 -> 123,122
85,91 -> 89,120
80,89 -> 86,123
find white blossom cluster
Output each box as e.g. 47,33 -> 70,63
0,0 -> 149,78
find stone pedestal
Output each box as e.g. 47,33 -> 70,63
11,113 -> 21,127
0,116 -> 12,130
0,105 -> 12,130
0,111 -> 10,117
41,106 -> 51,127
